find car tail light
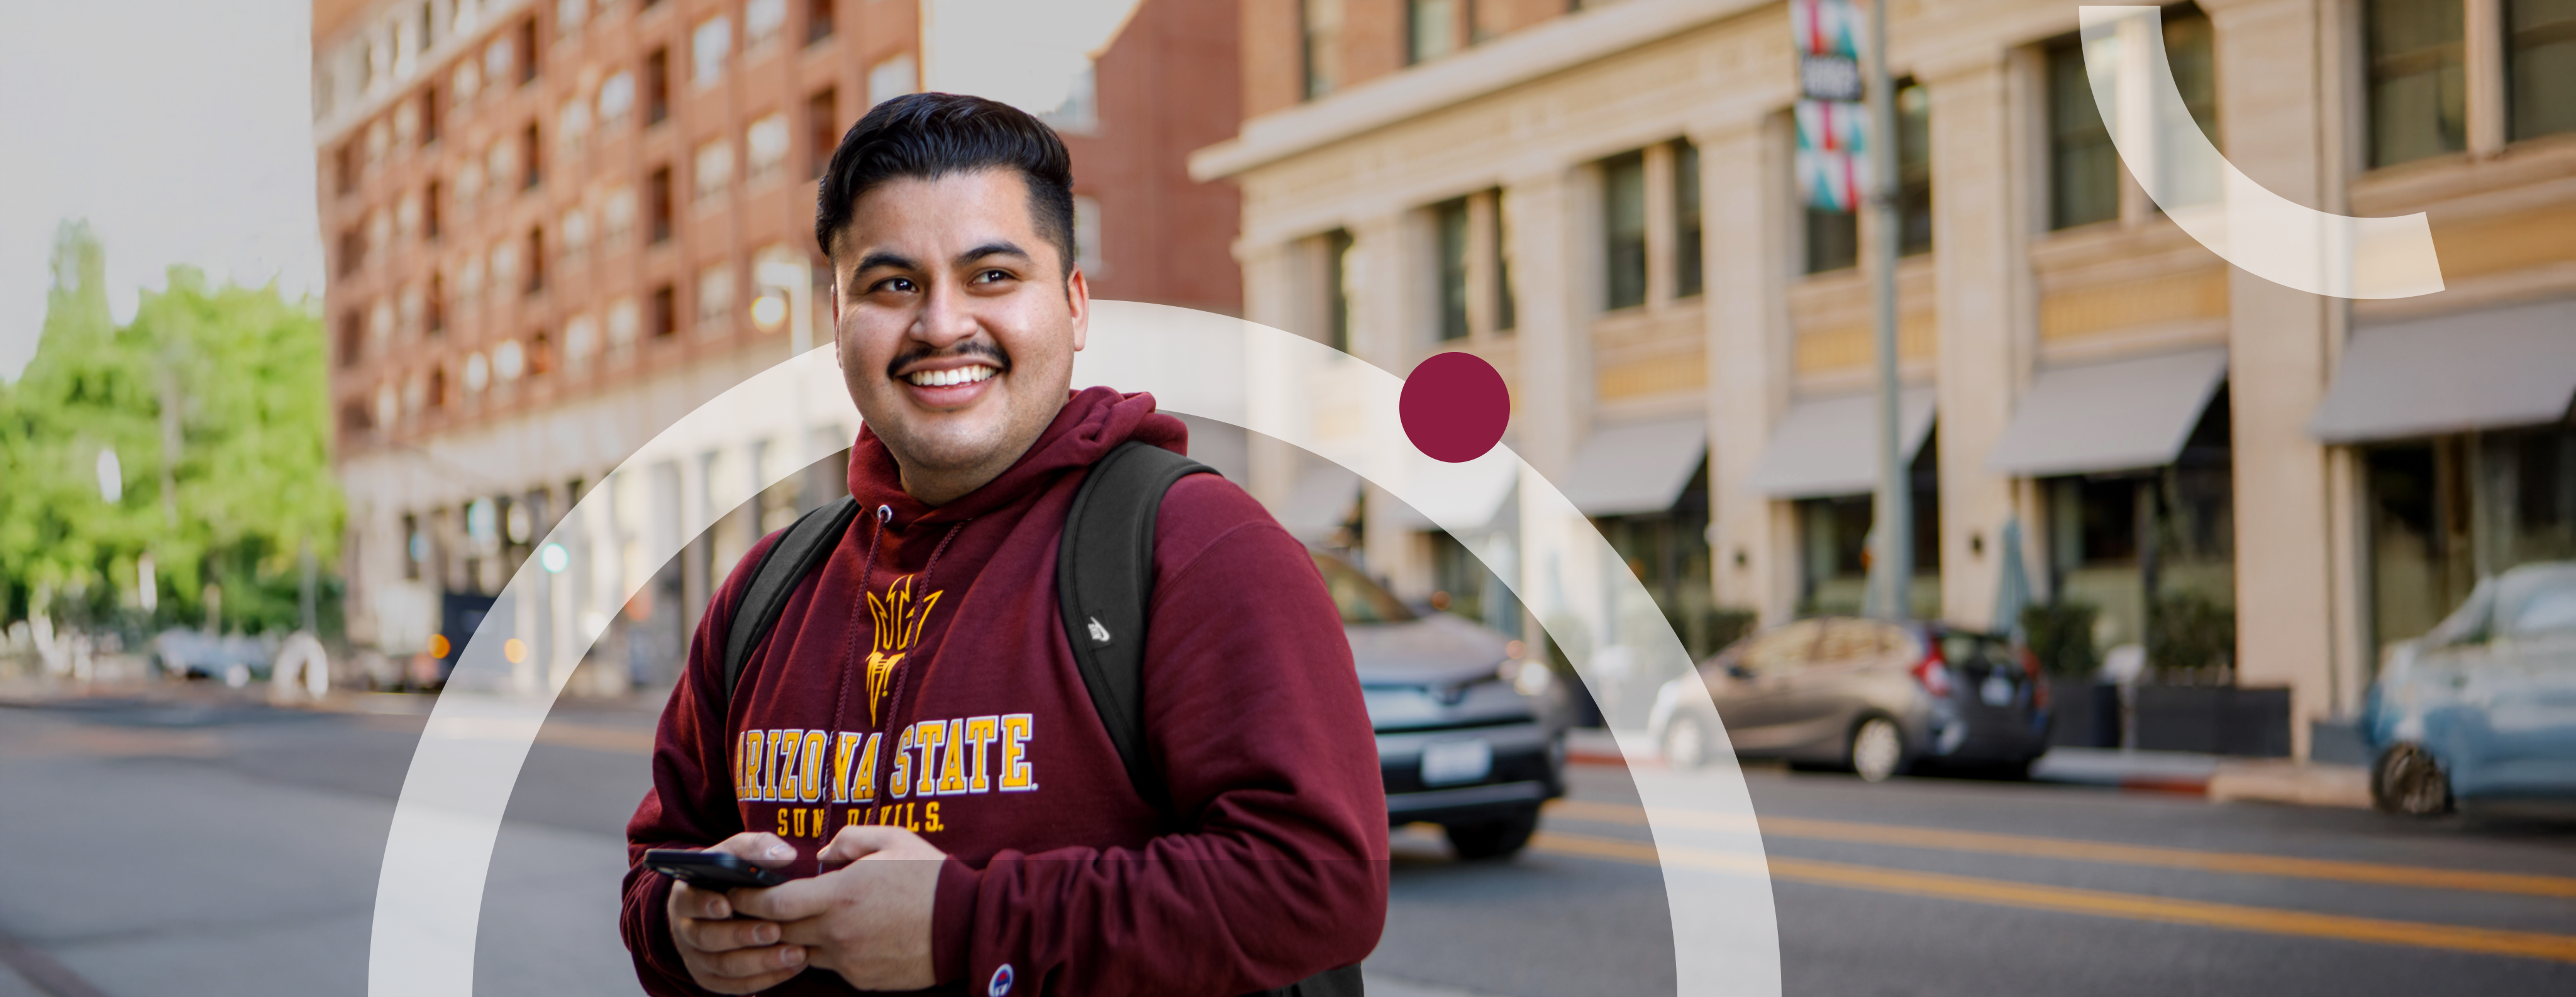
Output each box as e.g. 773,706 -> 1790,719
1913,641 -> 1955,698
2021,647 -> 2049,710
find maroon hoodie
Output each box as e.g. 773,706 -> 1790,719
621,387 -> 1390,996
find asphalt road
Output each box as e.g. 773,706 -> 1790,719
1,689 -> 2571,996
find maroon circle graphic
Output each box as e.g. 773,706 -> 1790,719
1399,352 -> 1511,463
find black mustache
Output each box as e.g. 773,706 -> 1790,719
887,342 -> 1011,381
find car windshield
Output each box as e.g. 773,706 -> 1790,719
2497,563 -> 2576,641
1311,552 -> 1418,624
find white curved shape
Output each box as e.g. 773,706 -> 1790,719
922,0 -> 1141,115
2079,6 -> 2444,299
368,301 -> 1779,996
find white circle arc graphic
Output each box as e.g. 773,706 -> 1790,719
366,301 -> 1781,996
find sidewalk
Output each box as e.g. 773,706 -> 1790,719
1567,729 -> 2371,809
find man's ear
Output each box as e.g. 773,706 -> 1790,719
1065,267 -> 1090,353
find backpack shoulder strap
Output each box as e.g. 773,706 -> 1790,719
718,495 -> 862,710
1055,440 -> 1215,812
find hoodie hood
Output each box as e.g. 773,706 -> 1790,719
846,385 -> 1189,525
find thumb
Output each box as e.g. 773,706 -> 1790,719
818,824 -> 913,865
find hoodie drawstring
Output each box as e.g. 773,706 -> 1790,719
830,505 -> 967,829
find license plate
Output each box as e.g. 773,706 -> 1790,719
1980,674 -> 2018,707
1421,739 -> 1493,786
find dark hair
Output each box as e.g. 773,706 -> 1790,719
814,92 -> 1077,275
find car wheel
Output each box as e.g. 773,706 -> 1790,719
2372,744 -> 2452,817
1445,807 -> 1541,861
1663,715 -> 1711,771
1848,717 -> 1907,783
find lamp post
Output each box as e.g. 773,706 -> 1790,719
1863,0 -> 1911,623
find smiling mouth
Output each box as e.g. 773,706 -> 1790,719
904,365 -> 998,388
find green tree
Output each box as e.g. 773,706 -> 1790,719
0,220 -> 342,636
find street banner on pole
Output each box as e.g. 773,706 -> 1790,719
1791,0 -> 1868,211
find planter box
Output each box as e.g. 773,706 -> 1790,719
2046,679 -> 2122,749
2133,685 -> 2291,757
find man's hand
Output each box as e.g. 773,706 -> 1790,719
731,825 -> 947,992
665,833 -> 809,994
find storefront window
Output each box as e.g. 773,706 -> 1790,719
1797,434 -> 1941,619
1593,458 -> 1733,656
2044,388 -> 2235,673
2368,422 -> 2576,658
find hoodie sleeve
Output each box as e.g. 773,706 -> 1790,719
932,477 -> 1391,996
618,533 -> 777,997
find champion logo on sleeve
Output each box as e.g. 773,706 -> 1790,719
988,962 -> 1015,996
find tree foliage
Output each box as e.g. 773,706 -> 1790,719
0,220 -> 341,634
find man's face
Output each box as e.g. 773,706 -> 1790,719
830,169 -> 1087,492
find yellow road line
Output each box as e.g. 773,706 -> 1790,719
1530,830 -> 2576,965
1546,799 -> 2576,900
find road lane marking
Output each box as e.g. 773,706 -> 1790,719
1546,799 -> 2576,900
1530,830 -> 2576,964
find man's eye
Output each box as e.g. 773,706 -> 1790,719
974,269 -> 1012,284
874,277 -> 916,294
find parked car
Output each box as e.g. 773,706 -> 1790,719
2363,561 -> 2576,817
1646,617 -> 2052,781
1313,552 -> 1567,859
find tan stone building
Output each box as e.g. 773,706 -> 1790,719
312,0 -> 1243,688
1195,0 -> 2576,754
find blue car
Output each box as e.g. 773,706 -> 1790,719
2362,561 -> 2576,816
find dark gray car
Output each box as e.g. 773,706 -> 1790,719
1313,553 -> 1567,859
1648,617 -> 2051,781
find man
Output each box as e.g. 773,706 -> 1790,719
619,93 -> 1389,996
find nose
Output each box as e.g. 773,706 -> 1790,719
909,278 -> 979,350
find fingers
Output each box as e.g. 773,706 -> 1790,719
668,881 -> 732,922
727,873 -> 837,923
818,823 -> 940,864
686,942 -> 809,993
676,910 -> 786,953
708,831 -> 798,869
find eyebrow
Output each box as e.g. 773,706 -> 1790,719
853,250 -> 918,273
955,241 -> 1030,268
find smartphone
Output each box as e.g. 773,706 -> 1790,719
643,849 -> 790,890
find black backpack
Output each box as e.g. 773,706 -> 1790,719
712,440 -> 1362,997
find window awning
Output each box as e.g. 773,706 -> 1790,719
1268,460 -> 1359,544
1746,387 -> 1936,498
1380,451 -> 1519,534
1558,417 -> 1709,515
1986,348 -> 2228,477
2311,299 -> 2576,444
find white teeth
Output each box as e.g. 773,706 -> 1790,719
906,366 -> 995,388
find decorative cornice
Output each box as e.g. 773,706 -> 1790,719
1188,0 -> 1768,182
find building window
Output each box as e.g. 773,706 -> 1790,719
337,141 -> 360,196
526,227 -> 546,294
1896,81 -> 1932,256
1435,197 -> 1471,341
557,0 -> 587,35
557,97 -> 591,162
2509,0 -> 2576,141
604,184 -> 637,247
1492,191 -> 1516,332
698,262 -> 736,333
425,180 -> 442,240
808,87 -> 840,179
2158,8 -> 2222,207
1674,140 -> 1703,296
339,226 -> 364,277
869,53 -> 916,107
807,0 -> 836,45
427,272 -> 445,333
427,367 -> 446,409
600,70 -> 636,131
746,0 -> 787,54
1602,150 -> 1648,310
420,85 -> 440,146
648,166 -> 674,242
693,15 -> 731,87
651,282 -> 678,337
1073,194 -> 1106,275
2046,39 -> 2118,229
1303,0 -> 1343,99
523,122 -> 542,189
339,309 -> 364,367
518,18 -> 540,84
1408,0 -> 1461,64
645,48 -> 671,124
747,113 -> 790,185
2367,0 -> 2467,167
694,139 -> 733,202
1325,228 -> 1353,353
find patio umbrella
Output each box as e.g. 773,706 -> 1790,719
1994,516 -> 2031,642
